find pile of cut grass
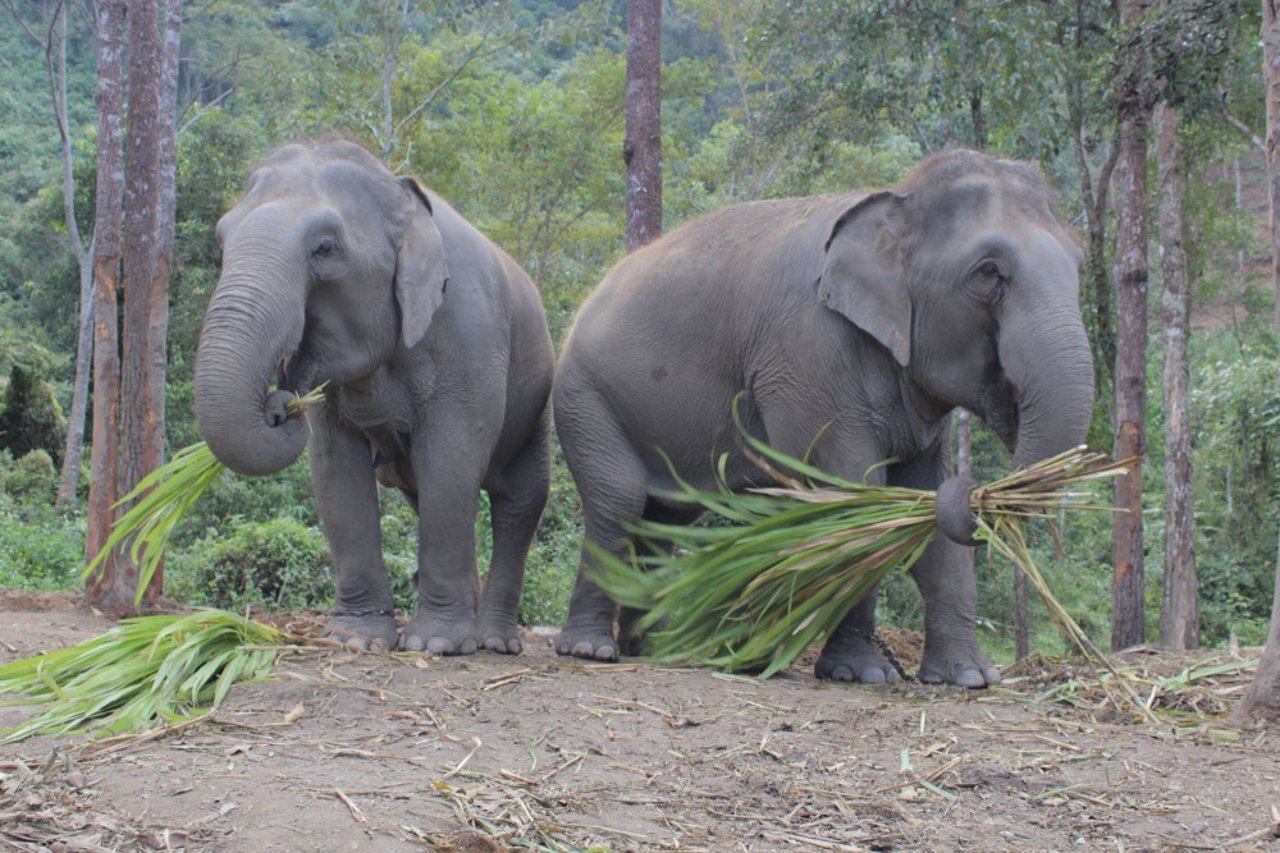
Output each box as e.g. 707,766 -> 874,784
0,609 -> 289,744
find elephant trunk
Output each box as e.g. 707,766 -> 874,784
1005,305 -> 1095,470
194,239 -> 309,477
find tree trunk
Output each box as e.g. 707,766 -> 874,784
1270,0 -> 1280,329
624,0 -> 661,251
1234,0 -> 1280,722
85,0 -> 128,608
46,2 -> 95,507
87,0 -> 180,612
1110,0 -> 1151,652
119,0 -> 165,607
1155,99 -> 1198,651
1232,538 -> 1280,722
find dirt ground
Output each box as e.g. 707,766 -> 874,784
1,592 -> 1279,852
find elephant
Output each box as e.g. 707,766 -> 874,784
194,140 -> 555,655
552,149 -> 1094,687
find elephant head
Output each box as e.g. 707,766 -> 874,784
817,150 -> 1093,469
194,141 -> 449,476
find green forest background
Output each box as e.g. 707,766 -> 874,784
0,0 -> 1275,660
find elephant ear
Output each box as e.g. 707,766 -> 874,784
817,190 -> 911,367
395,177 -> 451,349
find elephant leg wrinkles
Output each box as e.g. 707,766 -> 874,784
308,408 -> 398,651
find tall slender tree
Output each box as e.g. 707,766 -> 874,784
1111,0 -> 1153,651
624,0 -> 661,251
84,0 -> 128,607
1155,97 -> 1197,650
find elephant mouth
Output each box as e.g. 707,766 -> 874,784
979,377 -> 1020,453
277,345 -> 319,400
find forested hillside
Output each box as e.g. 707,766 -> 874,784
0,0 -> 1274,658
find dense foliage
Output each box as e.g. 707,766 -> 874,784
0,0 -> 1273,654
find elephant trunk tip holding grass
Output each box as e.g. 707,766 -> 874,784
195,139 -> 554,655
553,148 -> 1094,687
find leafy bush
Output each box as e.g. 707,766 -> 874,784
0,448 -> 56,504
0,364 -> 66,466
167,517 -> 333,611
0,503 -> 84,591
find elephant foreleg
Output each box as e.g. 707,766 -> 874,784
308,408 -> 398,651
401,421 -> 488,655
815,593 -> 901,684
890,439 -> 1000,688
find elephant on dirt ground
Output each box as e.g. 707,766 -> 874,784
194,140 -> 555,655
553,149 -> 1094,687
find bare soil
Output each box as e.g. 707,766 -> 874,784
1,593 -> 1279,852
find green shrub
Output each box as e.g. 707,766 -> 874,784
0,504 -> 84,590
167,517 -> 333,611
0,448 -> 56,504
0,364 -> 66,466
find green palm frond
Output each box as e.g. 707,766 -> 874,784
83,385 -> 327,605
0,609 -> 291,744
590,439 -> 1132,680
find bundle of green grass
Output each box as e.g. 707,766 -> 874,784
0,388 -> 326,744
591,436 -> 1130,678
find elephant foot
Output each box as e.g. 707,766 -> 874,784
917,641 -> 1001,688
327,610 -> 398,652
814,646 -> 900,685
480,617 -> 523,655
399,614 -> 481,655
554,624 -> 619,661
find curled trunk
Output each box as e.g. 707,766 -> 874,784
194,249 -> 309,477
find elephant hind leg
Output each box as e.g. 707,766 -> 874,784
480,416 -> 551,655
616,499 -> 701,657
555,443 -> 653,662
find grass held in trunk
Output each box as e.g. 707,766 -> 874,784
0,610 -> 290,744
590,437 -> 1133,679
83,385 -> 327,605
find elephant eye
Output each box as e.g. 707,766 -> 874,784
971,259 -> 1009,305
312,236 -> 339,258
976,260 -> 1003,280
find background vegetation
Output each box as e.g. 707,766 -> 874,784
0,0 -> 1274,658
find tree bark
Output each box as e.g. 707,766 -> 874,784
624,0 -> 661,251
85,0 -> 128,608
1110,0 -> 1151,652
1234,0 -> 1280,722
1155,99 -> 1197,651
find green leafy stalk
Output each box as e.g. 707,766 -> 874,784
0,610 -> 289,744
83,385 -> 327,604
590,440 -> 1133,681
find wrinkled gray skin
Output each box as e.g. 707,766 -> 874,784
554,150 -> 1093,687
194,141 -> 554,655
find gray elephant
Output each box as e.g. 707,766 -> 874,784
194,140 -> 554,655
553,150 -> 1093,686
